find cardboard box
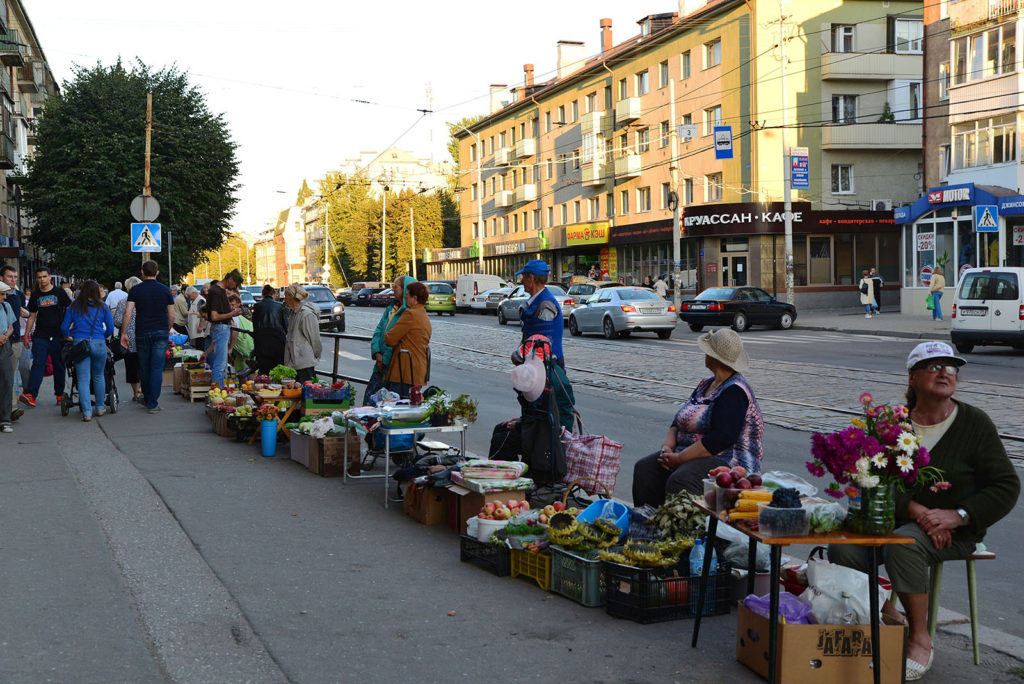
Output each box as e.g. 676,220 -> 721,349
446,484 -> 532,535
172,364 -> 183,394
162,367 -> 174,388
736,603 -> 905,684
289,430 -> 360,477
403,484 -> 448,526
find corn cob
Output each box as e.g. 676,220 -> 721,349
739,490 -> 773,500
727,511 -> 759,520
734,499 -> 761,512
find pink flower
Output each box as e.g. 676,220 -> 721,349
930,480 -> 952,492
917,446 -> 930,467
860,392 -> 873,406
824,487 -> 844,499
806,460 -> 826,478
866,405 -> 883,418
893,404 -> 909,419
844,485 -> 860,498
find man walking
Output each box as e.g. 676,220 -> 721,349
1,264 -> 27,420
106,281 -> 127,311
869,267 -> 884,314
120,260 -> 174,414
516,259 -> 564,365
204,269 -> 244,385
21,266 -> 71,407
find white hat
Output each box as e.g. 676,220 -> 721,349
511,356 -> 546,402
697,328 -> 749,372
0,281 -> 10,293
906,341 -> 966,370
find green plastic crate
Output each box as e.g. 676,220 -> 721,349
549,545 -> 606,607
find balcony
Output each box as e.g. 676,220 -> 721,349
951,0 -> 1019,28
514,138 -> 535,158
514,185 -> 537,203
821,122 -> 922,149
0,29 -> 25,68
579,110 -> 610,136
615,97 -> 642,123
614,154 -> 642,178
26,118 -> 36,144
494,146 -> 512,166
821,52 -> 920,81
582,161 -> 606,186
949,75 -> 1019,121
0,137 -> 14,169
16,62 -> 39,94
494,190 -> 514,207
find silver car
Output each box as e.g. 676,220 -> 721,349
496,284 -> 573,325
568,286 -> 676,339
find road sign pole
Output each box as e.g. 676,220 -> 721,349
167,230 -> 172,285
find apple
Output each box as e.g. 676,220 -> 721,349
543,505 -> 556,517
731,466 -> 748,478
519,501 -> 530,510
748,473 -> 763,487
482,503 -> 496,515
735,477 -> 752,490
478,512 -> 487,519
552,501 -> 566,512
507,499 -> 519,509
715,472 -> 734,488
538,513 -> 548,524
708,466 -> 730,477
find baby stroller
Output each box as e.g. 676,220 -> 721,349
60,338 -> 120,417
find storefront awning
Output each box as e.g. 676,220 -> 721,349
894,183 -> 1018,224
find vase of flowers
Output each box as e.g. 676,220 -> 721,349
808,392 -> 947,535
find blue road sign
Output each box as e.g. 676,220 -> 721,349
713,126 -> 733,159
791,147 -> 809,189
974,205 -> 999,232
131,223 -> 161,252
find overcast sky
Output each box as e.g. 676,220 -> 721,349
28,1 -> 658,239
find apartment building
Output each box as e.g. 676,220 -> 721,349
435,0 -> 923,308
894,0 -> 1024,313
338,147 -> 452,197
253,227 -> 277,286
0,0 -> 58,287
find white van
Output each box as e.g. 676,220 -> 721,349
455,274 -> 509,312
951,267 -> 1024,353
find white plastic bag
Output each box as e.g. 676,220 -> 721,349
760,471 -> 818,497
712,516 -> 771,571
799,552 -> 890,625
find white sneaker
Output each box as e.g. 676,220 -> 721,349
865,313 -> 872,318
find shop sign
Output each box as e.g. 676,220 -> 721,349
920,264 -> 933,286
928,187 -> 971,204
600,246 -> 617,279
566,221 -> 610,246
916,231 -> 935,252
1014,225 -> 1024,246
609,221 -> 673,245
492,241 -> 526,256
685,209 -> 803,228
428,247 -> 468,262
706,263 -> 718,274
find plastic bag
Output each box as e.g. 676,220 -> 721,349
760,471 -> 818,497
925,294 -> 935,311
713,516 -> 770,571
743,592 -> 813,624
799,551 -> 890,625
804,499 -> 847,534
598,499 -> 620,521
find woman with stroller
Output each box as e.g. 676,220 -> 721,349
60,280 -> 115,421
383,280 -> 431,398
113,277 -> 143,403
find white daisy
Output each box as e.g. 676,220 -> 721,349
856,457 -> 871,475
896,431 -> 918,453
871,453 -> 888,469
896,454 -> 914,473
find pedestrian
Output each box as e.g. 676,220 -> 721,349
252,283 -> 287,374
113,276 -> 143,403
60,280 -> 115,421
364,275 -> 414,404
870,267 -> 884,313
929,267 -> 946,321
171,285 -> 189,335
204,269 -> 244,385
588,264 -> 599,280
185,286 -> 209,352
120,260 -> 173,414
383,280 -> 432,397
105,281 -> 127,311
516,259 -> 564,366
226,292 -> 254,372
282,283 -> 321,384
859,269 -> 876,318
654,275 -> 668,298
0,280 -> 17,433
21,266 -> 72,407
2,263 -> 28,421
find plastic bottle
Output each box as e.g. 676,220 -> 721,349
689,539 -> 718,576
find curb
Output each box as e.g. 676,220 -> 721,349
794,324 -> 951,341
936,606 -> 1024,662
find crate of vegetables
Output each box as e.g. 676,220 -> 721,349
459,534 -> 511,577
603,561 -> 732,624
301,381 -> 354,410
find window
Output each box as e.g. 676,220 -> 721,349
703,106 -> 722,135
586,92 -> 597,113
500,131 -> 507,147
619,189 -> 630,214
681,113 -> 693,138
606,193 -> 615,217
681,51 -> 691,79
908,82 -> 921,119
659,60 -> 670,88
561,204 -> 568,224
637,187 -> 651,212
531,118 -> 539,137
557,105 -> 565,125
953,115 -> 1017,168
523,211 -> 529,231
604,85 -> 612,109
502,216 -> 509,234
522,166 -> 530,184
832,24 -> 854,52
619,132 -> 629,156
635,69 -> 649,96
574,201 -> 582,222
545,111 -> 551,132
661,182 -> 672,209
546,159 -> 553,180
513,214 -> 519,233
831,164 -> 854,193
472,222 -> 479,239
533,209 -> 540,229
894,18 -> 923,54
499,174 -> 506,191
511,127 -> 516,144
573,148 -> 581,170
939,144 -> 951,179
939,62 -> 950,100
471,183 -> 478,201
636,127 -> 650,153
490,177 -> 496,194
831,95 -> 857,123
660,120 -> 670,148
547,207 -> 554,227
618,77 -> 628,100
488,136 -> 495,154
571,100 -> 579,122
706,173 -> 723,201
704,39 -> 722,68
582,131 -> 598,164
684,178 -> 694,205
470,144 -> 477,162
952,24 -> 1017,81
491,218 -> 497,236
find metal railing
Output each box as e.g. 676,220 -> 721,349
318,331 -> 371,387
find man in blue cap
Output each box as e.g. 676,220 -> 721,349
515,259 -> 564,365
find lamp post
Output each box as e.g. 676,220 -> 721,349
457,125 -> 484,273
380,177 -> 390,282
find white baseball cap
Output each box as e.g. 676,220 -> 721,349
906,341 -> 966,370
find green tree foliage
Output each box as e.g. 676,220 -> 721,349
23,60 -> 239,285
296,179 -> 312,205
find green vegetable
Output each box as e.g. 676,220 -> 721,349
808,506 -> 843,533
269,365 -> 297,383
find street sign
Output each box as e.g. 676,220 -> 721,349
974,204 -> 998,232
678,124 -> 698,140
130,195 -> 160,222
791,147 -> 809,189
131,222 -> 161,253
916,231 -> 935,252
919,264 -> 932,287
713,126 -> 733,159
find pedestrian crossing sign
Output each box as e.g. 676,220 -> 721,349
974,205 -> 998,232
131,222 -> 161,252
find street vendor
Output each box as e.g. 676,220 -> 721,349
227,292 -> 254,372
383,280 -> 431,398
364,275 -> 415,405
283,283 -> 322,384
632,328 -> 764,508
828,341 -> 1020,682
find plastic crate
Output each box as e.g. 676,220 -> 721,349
510,549 -> 551,591
549,546 -> 606,607
459,535 -> 511,577
602,562 -> 732,624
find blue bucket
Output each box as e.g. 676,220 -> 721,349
576,499 -> 629,541
260,419 -> 278,457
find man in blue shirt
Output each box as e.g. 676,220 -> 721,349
515,259 -> 564,364
121,260 -> 174,413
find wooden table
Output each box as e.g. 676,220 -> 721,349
690,502 -> 914,684
246,395 -> 301,446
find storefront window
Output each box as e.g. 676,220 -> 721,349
877,232 -> 899,283
792,238 -> 808,286
809,237 -> 832,284
835,234 -> 855,285
904,225 -> 915,287
935,220 -> 955,283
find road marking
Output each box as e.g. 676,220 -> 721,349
336,351 -> 369,361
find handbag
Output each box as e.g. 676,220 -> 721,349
859,282 -> 868,295
560,413 -> 623,497
925,293 -> 935,310
68,307 -> 101,363
797,547 -> 891,625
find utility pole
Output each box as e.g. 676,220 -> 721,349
669,78 -> 682,312
167,231 -> 172,285
143,92 -> 152,267
410,206 -> 416,278
380,183 -> 388,282
778,3 -> 795,304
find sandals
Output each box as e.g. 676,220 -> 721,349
882,612 -> 907,626
82,416 -> 92,422
95,410 -> 106,417
905,650 -> 934,681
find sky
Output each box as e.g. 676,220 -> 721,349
27,0 -> 658,240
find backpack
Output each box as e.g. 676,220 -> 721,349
860,282 -> 868,295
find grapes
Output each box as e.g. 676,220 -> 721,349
770,487 -> 801,509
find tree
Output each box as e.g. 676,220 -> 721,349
296,179 -> 313,205
23,60 -> 239,285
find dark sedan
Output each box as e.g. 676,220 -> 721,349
678,286 -> 796,332
371,288 -> 395,307
355,287 -> 384,306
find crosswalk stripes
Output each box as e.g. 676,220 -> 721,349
639,332 -> 897,348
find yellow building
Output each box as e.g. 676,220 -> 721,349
435,0 -> 922,308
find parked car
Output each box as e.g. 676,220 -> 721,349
456,274 -> 509,311
355,286 -> 385,306
485,286 -> 515,313
372,288 -> 395,307
496,284 -> 574,325
424,282 -> 456,315
336,288 -> 353,305
241,285 -> 264,302
951,266 -> 1024,353
568,286 -> 676,339
678,286 -> 796,332
566,280 -> 620,307
304,285 -> 346,332
469,287 -> 501,314
239,290 -> 256,317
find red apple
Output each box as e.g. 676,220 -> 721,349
748,473 -> 763,487
552,501 -> 566,512
519,501 -> 530,510
731,466 -> 748,478
709,466 -> 730,477
716,472 -> 734,488
482,503 -> 496,515
507,499 -> 519,509
735,477 -> 752,490
538,513 -> 549,524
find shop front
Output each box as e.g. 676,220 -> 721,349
423,245 -> 479,281
556,221 -> 610,281
607,219 -> 700,290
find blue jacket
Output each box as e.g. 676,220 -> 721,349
521,286 -> 564,361
370,276 -> 417,368
61,303 -> 115,341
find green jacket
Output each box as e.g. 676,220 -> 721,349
370,276 -> 416,368
896,400 -> 1020,543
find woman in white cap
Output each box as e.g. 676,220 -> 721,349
828,341 -> 1019,681
632,328 -> 764,508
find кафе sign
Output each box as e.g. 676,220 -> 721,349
683,202 -> 894,236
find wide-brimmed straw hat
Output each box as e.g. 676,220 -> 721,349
697,328 -> 749,372
511,357 -> 546,402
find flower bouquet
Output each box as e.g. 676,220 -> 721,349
255,402 -> 280,422
807,392 -> 947,534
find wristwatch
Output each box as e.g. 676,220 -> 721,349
956,508 -> 970,526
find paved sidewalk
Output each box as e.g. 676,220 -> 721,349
795,308 -> 953,340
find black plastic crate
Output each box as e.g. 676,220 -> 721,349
603,561 -> 732,624
460,535 -> 511,577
